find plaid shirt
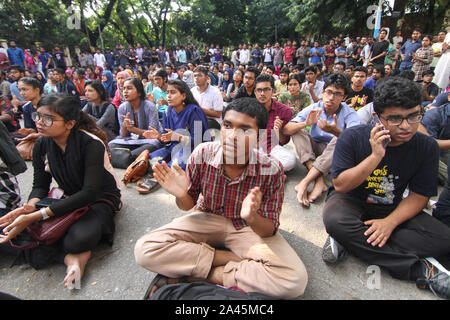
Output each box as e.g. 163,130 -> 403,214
265,100 -> 293,153
412,46 -> 434,81
186,141 -> 285,232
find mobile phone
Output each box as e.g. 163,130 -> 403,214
372,113 -> 391,148
35,197 -> 62,209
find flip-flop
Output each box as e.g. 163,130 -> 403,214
136,177 -> 160,194
143,274 -> 168,300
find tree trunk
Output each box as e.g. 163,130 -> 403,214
162,6 -> 168,48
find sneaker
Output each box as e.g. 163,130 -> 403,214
322,235 -> 347,264
416,259 -> 450,299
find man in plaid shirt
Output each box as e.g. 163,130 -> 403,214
135,98 -> 308,299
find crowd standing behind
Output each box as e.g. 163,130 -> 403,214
1,27 -> 450,300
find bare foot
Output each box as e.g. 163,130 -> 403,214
63,251 -> 91,289
308,177 -> 328,203
295,179 -> 310,207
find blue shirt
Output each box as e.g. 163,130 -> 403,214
335,47 -> 347,63
400,39 -> 422,63
152,87 -> 168,113
421,102 -> 450,140
251,49 -> 262,65
9,82 -> 24,101
22,102 -> 37,129
38,53 -> 51,69
291,100 -> 360,144
7,48 -> 25,67
363,77 -> 376,90
310,47 -> 324,64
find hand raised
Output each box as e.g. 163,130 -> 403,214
317,114 -> 338,134
143,126 -> 160,139
305,108 -> 322,126
240,187 -> 262,223
160,128 -> 174,143
152,161 -> 188,198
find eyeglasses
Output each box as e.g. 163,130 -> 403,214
323,89 -> 345,99
379,112 -> 423,126
255,87 -> 272,94
31,112 -> 65,127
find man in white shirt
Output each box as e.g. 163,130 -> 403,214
263,43 -> 273,65
301,66 -> 324,103
360,37 -> 371,67
93,48 -> 106,69
239,44 -> 250,66
191,66 -> 224,130
166,64 -> 179,80
392,31 -> 403,47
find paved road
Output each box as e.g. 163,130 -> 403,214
0,143 -> 441,300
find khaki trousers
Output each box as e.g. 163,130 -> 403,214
291,129 -> 337,174
134,211 -> 308,299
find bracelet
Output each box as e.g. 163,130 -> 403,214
40,207 -> 50,220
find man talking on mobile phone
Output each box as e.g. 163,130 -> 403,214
322,76 -> 450,299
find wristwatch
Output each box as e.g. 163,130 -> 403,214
40,208 -> 50,220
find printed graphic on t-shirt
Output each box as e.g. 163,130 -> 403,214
364,165 -> 398,205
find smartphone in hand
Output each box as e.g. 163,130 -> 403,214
373,113 -> 391,148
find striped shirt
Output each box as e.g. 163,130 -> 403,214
186,141 -> 285,231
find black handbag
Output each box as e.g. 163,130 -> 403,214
110,147 -> 132,169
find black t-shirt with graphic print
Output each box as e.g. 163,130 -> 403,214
331,124 -> 439,208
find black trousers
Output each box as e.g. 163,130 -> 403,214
109,142 -> 159,168
0,202 -> 116,269
323,190 -> 450,280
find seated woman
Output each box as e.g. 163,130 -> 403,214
278,73 -> 311,117
0,94 -> 121,289
108,77 -> 162,168
102,70 -> 116,101
143,79 -> 209,172
82,80 -> 119,141
225,69 -> 243,102
112,71 -> 131,108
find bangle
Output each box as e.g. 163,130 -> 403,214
40,207 -> 50,220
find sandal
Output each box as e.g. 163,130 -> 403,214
143,274 -> 189,300
136,177 -> 160,194
143,274 -> 168,300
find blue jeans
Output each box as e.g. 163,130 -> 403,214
399,61 -> 413,72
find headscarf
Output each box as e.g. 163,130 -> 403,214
102,70 -> 116,99
221,68 -> 233,92
65,68 -> 73,82
35,71 -> 47,87
116,71 -> 131,102
125,69 -> 133,78
94,66 -> 103,81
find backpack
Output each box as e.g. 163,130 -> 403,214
145,281 -> 275,300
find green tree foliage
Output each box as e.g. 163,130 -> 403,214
0,0 -> 447,53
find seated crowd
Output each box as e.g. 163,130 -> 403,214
0,28 -> 450,300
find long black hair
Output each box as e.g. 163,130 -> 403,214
124,77 -> 146,100
85,80 -> 109,102
167,79 -> 200,107
19,76 -> 44,95
39,93 -> 108,146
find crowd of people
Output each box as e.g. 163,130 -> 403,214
0,26 -> 450,300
